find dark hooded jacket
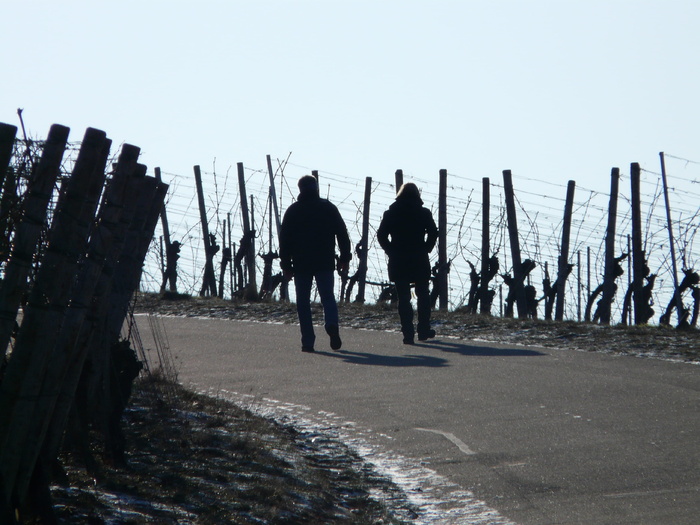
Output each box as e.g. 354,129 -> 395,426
377,194 -> 438,283
279,192 -> 351,274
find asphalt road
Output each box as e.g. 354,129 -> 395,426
135,315 -> 699,525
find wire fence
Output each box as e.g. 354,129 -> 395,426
140,153 -> 700,326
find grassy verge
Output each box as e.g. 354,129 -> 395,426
50,374 -> 414,524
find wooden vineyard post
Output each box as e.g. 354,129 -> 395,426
395,169 -> 403,192
630,162 -> 652,324
194,165 -> 217,297
238,163 -> 257,297
266,155 -> 286,300
41,143 -> 141,468
155,167 -> 178,293
0,124 -> 70,358
502,169 -> 527,317
0,123 -> 17,184
356,177 -> 372,303
479,177 -> 491,315
437,169 -> 449,310
0,127 -> 109,509
659,152 -> 683,325
4,129 -> 111,503
599,168 -> 620,325
555,180 -> 576,321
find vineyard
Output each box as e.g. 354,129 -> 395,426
141,153 -> 700,327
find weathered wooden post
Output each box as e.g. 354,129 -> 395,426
659,152 -> 683,325
599,168 -> 620,325
630,162 -> 645,324
502,169 -> 527,317
266,155 -> 286,300
479,177 -> 491,314
437,169 -> 449,310
395,169 -> 403,193
41,143 -> 141,470
356,177 -> 372,303
0,124 -> 70,359
194,165 -> 217,297
155,167 -> 178,293
238,162 -> 257,296
555,180 -> 576,321
0,123 -> 17,183
3,129 -> 111,505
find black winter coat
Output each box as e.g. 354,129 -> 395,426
377,197 -> 438,283
279,193 -> 351,274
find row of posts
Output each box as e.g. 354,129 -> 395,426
162,156 -> 686,327
0,122 -> 167,520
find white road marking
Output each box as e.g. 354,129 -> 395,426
415,428 -> 476,455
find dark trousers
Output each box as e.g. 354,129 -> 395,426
293,270 -> 338,349
394,279 -> 431,337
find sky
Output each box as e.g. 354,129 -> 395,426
3,0 -> 699,194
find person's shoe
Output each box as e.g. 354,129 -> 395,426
326,325 -> 342,350
418,329 -> 436,341
302,346 -> 315,353
403,335 -> 415,345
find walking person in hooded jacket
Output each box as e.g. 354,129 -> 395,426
377,182 -> 438,344
280,175 -> 352,352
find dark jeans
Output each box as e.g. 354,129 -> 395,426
394,279 -> 431,337
294,270 -> 338,349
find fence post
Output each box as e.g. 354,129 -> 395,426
555,180 -> 575,321
356,177 -> 372,303
599,168 -> 620,325
0,124 -> 70,360
502,169 -> 527,317
659,152 -> 683,325
41,143 -> 141,470
479,177 -> 491,315
0,127 -> 108,508
238,163 -> 257,296
0,124 -> 17,186
630,162 -> 646,324
395,169 -> 403,192
13,130 -> 111,501
437,169 -> 448,310
194,165 -> 217,297
155,167 -> 177,293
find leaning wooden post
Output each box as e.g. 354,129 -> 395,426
266,155 -> 286,300
599,168 -> 620,325
502,169 -> 527,317
437,169 -> 449,310
630,162 -> 645,324
659,152 -> 683,325
194,165 -> 217,297
238,163 -> 257,295
395,169 -> 403,193
0,124 -> 70,359
9,129 -> 111,502
41,143 -> 140,468
155,167 -> 176,293
555,180 -> 576,321
0,127 -> 108,508
356,177 -> 372,303
479,177 -> 491,314
0,123 -> 17,187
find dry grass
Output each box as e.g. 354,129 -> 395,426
50,375 -> 413,524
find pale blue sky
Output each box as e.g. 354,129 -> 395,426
3,0 -> 698,193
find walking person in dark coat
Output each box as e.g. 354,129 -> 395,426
280,175 -> 352,352
377,183 -> 438,344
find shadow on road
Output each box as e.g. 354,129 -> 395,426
417,339 -> 546,357
317,349 -> 449,367
315,339 -> 545,366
